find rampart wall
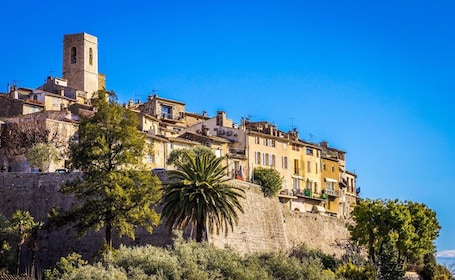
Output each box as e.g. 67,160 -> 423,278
0,173 -> 350,269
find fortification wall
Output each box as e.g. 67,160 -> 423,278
0,173 -> 350,268
209,181 -> 288,254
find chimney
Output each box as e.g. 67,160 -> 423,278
201,125 -> 209,136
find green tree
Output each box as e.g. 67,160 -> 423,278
349,199 -> 440,273
166,144 -> 214,166
9,210 -> 42,275
26,142 -> 59,172
252,167 -> 283,197
50,90 -> 161,249
0,214 -> 13,273
161,152 -> 244,242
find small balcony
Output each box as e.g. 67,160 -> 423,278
324,188 -> 339,197
228,149 -> 247,159
294,189 -> 326,201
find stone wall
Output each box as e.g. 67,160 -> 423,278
0,173 -> 351,269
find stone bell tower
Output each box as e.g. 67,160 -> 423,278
62,33 -> 105,100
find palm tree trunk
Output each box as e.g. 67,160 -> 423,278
196,220 -> 204,242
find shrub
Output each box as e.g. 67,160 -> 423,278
252,167 -> 283,197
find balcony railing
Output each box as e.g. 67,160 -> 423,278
324,188 -> 339,197
229,149 -> 246,156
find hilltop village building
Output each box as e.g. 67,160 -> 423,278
0,32 -> 359,218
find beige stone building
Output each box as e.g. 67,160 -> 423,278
63,33 -> 105,101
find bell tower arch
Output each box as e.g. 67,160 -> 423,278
62,33 -> 102,100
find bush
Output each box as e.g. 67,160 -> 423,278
252,167 -> 283,197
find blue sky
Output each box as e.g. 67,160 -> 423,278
1,1 -> 454,255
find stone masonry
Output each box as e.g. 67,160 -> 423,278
0,173 -> 350,269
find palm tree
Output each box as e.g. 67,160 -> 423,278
9,210 -> 39,275
161,152 -> 245,242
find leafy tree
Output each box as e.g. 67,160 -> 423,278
253,167 -> 283,197
421,253 -> 454,280
26,142 -> 59,171
166,144 -> 214,166
50,90 -> 161,249
349,199 -> 440,273
161,152 -> 244,242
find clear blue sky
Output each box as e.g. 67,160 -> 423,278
1,1 -> 454,256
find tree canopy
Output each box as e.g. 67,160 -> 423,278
26,142 -> 59,171
161,151 -> 244,242
253,166 -> 283,197
50,90 -> 161,249
349,198 -> 440,276
166,144 -> 214,166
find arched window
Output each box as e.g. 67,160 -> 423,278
71,47 -> 76,64
89,48 -> 93,65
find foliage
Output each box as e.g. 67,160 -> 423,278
166,144 -> 214,166
44,252 -> 88,279
0,214 -> 14,273
0,118 -> 49,158
252,166 -> 283,197
26,142 -> 59,171
161,152 -> 244,242
43,238 -> 343,280
9,210 -> 43,275
335,263 -> 376,280
349,198 -> 440,271
49,90 -> 162,249
290,243 -> 340,271
421,253 -> 454,280
375,241 -> 405,280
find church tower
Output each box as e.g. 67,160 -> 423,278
62,33 -> 105,100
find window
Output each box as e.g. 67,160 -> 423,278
147,154 -> 154,163
307,161 -> 311,173
161,105 -> 173,119
322,163 -> 326,171
255,152 -> 261,165
315,163 -> 318,174
263,153 -> 268,166
53,97 -> 59,108
306,148 -> 313,155
268,139 -> 276,147
262,138 -> 267,146
282,156 -> 288,169
292,144 -> 300,151
71,47 -> 76,64
294,159 -> 299,175
293,178 -> 300,190
331,165 -> 335,172
283,143 -> 287,149
254,137 -> 260,144
89,48 -> 93,65
314,182 -> 318,194
270,154 -> 276,167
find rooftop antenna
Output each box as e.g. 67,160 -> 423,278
290,117 -> 295,130
309,133 -> 314,143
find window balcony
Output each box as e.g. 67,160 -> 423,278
324,188 -> 339,197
